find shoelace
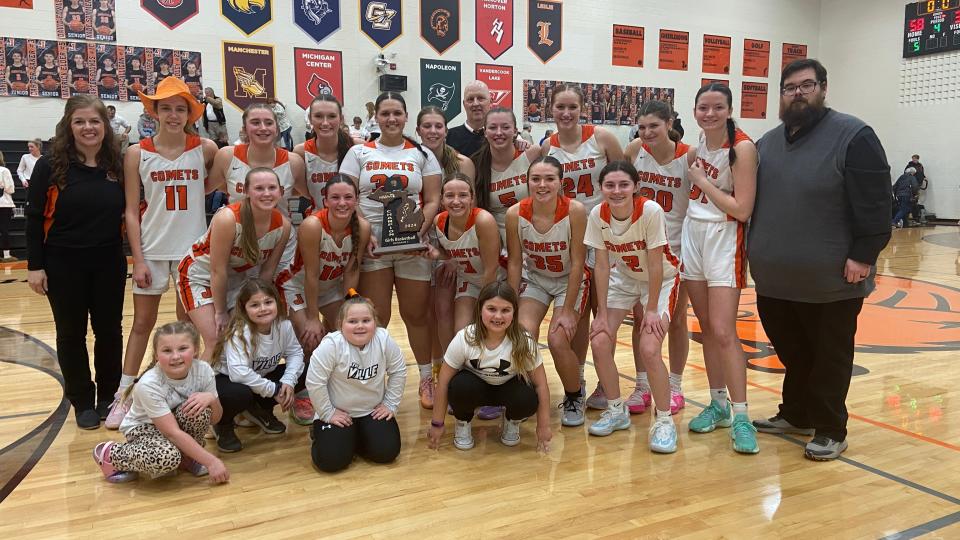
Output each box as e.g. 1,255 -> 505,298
732,418 -> 757,439
699,404 -> 724,422
651,421 -> 674,442
559,396 -> 580,412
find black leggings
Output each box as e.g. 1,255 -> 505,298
311,415 -> 400,473
45,244 -> 125,410
0,207 -> 11,250
215,366 -> 286,426
447,371 -> 539,422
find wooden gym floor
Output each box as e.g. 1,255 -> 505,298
0,226 -> 957,539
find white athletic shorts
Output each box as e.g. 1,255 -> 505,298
680,217 -> 747,289
281,279 -> 344,312
455,267 -> 506,300
606,266 -> 680,319
361,251 -> 433,282
133,259 -> 178,295
519,269 -> 590,314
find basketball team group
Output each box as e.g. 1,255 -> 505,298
23,57 -> 893,485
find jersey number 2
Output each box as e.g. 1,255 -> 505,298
165,185 -> 188,211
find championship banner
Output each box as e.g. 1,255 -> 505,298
658,29 -> 688,70
476,0 -> 512,60
294,47 -> 343,110
56,0 -> 92,41
420,58 -> 461,120
743,38 -> 770,77
360,0 -> 402,49
222,41 -> 274,110
420,0 -> 460,55
141,0 -> 199,30
741,81 -> 768,119
782,43 -> 807,70
702,34 -> 731,74
64,41 -> 94,97
476,63 -> 512,110
34,40 -> 61,98
0,1 -> 33,7
293,0 -> 340,43
612,25 -> 644,68
94,44 -> 119,101
527,0 -> 561,63
221,0 -> 273,36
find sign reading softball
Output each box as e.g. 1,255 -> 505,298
476,63 -> 513,110
420,58 -> 461,120
141,0 -> 199,30
360,0 -> 402,49
221,0 -> 273,36
294,47 -> 343,110
527,0 -> 561,63
294,0 -> 339,42
420,0 -> 459,55
476,0 -> 513,60
222,41 -> 275,110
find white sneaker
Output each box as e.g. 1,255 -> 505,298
587,404 -> 631,436
500,418 -> 522,447
454,420 -> 474,450
649,419 -> 678,453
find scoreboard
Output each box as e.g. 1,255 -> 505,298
903,0 -> 960,58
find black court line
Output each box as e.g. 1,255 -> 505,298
0,411 -> 50,421
880,511 -> 960,540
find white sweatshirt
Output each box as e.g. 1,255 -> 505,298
306,328 -> 407,422
217,319 -> 305,398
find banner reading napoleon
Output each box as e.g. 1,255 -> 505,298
420,58 -> 461,121
222,41 -> 275,110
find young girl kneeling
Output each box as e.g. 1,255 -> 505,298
92,322 -> 229,484
428,281 -> 552,451
306,292 -> 408,472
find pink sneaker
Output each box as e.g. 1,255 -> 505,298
104,393 -> 131,430
92,442 -> 138,483
670,390 -> 686,414
625,386 -> 652,414
290,396 -> 315,426
419,377 -> 435,410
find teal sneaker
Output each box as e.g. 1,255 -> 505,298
688,399 -> 732,433
731,413 -> 760,454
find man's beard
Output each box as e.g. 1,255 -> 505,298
780,95 -> 825,132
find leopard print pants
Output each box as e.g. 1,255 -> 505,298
110,406 -> 211,478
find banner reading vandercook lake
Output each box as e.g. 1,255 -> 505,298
222,41 -> 274,110
420,58 -> 461,120
476,63 -> 512,110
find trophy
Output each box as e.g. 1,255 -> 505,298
367,175 -> 427,255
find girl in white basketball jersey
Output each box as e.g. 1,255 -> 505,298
293,95 -> 363,214
107,78 -> 219,429
586,162 -> 681,451
505,156 -> 588,428
339,92 -> 442,410
683,83 -> 759,454
623,100 -> 692,418
177,168 -> 292,359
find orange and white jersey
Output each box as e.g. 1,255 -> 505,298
489,149 -> 530,239
225,144 -> 298,219
275,208 -> 352,306
138,135 -> 208,260
584,198 -> 680,282
339,139 -> 441,228
516,197 -> 574,280
302,138 -> 338,212
436,208 -> 489,287
632,142 -> 691,252
687,129 -> 751,222
547,125 -> 607,213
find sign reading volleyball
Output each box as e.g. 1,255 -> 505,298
527,0 -> 561,63
360,0 -> 402,49
222,41 -> 275,110
476,63 -> 512,110
420,0 -> 460,55
293,0 -> 340,42
476,0 -> 513,60
294,47 -> 343,110
141,0 -> 199,30
221,0 -> 273,36
420,58 -> 461,120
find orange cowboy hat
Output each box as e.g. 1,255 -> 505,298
137,77 -> 204,123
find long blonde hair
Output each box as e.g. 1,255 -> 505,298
467,281 -> 536,382
122,321 -> 202,402
238,167 -> 280,266
210,279 -> 284,369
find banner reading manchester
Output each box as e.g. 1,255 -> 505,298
527,0 -> 561,63
294,47 -> 343,110
222,41 -> 274,110
141,0 -> 199,30
476,63 -> 512,110
476,0 -> 512,60
293,0 -> 340,42
360,0 -> 402,49
420,58 -> 461,120
421,0 -> 459,55
221,0 -> 273,36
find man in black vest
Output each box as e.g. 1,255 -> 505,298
446,81 -> 491,158
202,87 -> 228,147
748,59 -> 891,461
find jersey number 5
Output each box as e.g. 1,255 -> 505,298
164,185 -> 188,211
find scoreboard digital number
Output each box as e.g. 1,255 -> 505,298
903,0 -> 960,58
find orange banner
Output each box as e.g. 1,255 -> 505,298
658,29 -> 688,71
743,39 -> 770,77
741,81 -> 768,120
612,24 -> 644,68
782,43 -> 807,70
0,0 -> 32,7
702,34 -> 731,74
701,78 -> 728,88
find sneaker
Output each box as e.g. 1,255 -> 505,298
587,406 -> 631,436
625,386 -> 652,414
290,396 -> 315,426
453,420 -> 474,450
179,456 -> 209,477
559,394 -> 585,427
213,424 -> 243,453
753,414 -> 814,436
92,442 -> 138,483
500,418 -> 522,446
688,399 -> 732,433
648,420 -> 678,453
104,393 -> 131,430
95,400 -> 111,420
76,409 -> 100,430
2,256 -> 18,263
419,377 -> 435,410
804,435 -> 848,461
477,406 -> 503,420
243,402 -> 286,434
731,413 -> 760,454
669,390 -> 685,414
585,384 -> 608,410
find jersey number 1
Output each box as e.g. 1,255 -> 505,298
165,185 -> 188,211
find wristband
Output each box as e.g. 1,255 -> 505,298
272,383 -> 281,398
430,419 -> 444,428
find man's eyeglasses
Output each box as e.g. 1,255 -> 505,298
781,80 -> 820,95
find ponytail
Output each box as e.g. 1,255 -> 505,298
726,118 -> 738,165
471,141 -> 493,211
440,144 -> 460,176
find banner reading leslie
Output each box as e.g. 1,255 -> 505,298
293,47 -> 343,110
702,34 -> 731,74
611,25 -> 644,68
527,0 -> 561,64
743,39 -> 770,77
476,63 -> 512,110
658,29 -> 688,71
782,43 -> 807,70
741,81 -> 768,119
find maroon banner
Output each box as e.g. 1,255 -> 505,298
476,63 -> 512,110
475,0 -> 513,60
222,40 -> 274,110
293,47 -> 343,110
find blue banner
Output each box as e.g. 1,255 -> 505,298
359,0 -> 402,49
293,0 -> 340,43
221,0 -> 273,36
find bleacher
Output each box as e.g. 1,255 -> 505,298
1,140 -> 30,260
